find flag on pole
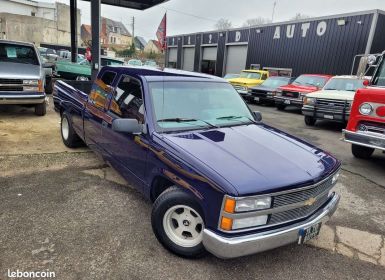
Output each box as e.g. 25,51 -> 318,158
156,13 -> 167,51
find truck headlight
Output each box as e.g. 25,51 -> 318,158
267,91 -> 276,96
23,80 -> 39,86
234,197 -> 272,212
232,215 -> 268,229
331,172 -> 340,185
276,90 -> 282,97
359,103 -> 373,115
304,97 -> 316,106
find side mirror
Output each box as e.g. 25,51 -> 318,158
112,119 -> 143,134
363,79 -> 370,86
253,111 -> 262,122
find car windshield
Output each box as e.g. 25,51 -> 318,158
372,58 -> 385,86
101,58 -> 124,66
129,60 -> 142,66
239,72 -> 261,79
292,75 -> 328,87
323,78 -> 365,91
149,81 -> 254,132
261,77 -> 290,88
145,61 -> 157,66
0,43 -> 39,65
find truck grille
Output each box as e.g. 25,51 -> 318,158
315,98 -> 351,113
359,121 -> 385,135
0,79 -> 23,92
251,89 -> 267,95
282,91 -> 300,98
268,176 -> 334,226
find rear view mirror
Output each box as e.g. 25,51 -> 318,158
112,119 -> 143,134
253,111 -> 262,122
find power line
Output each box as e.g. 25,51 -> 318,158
162,7 -> 217,22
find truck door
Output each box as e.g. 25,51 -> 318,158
102,74 -> 148,188
83,70 -> 117,156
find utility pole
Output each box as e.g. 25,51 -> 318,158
131,16 -> 135,39
272,1 -> 277,22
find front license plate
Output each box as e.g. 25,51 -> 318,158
324,115 -> 334,120
284,100 -> 291,105
254,97 -> 260,102
298,223 -> 322,244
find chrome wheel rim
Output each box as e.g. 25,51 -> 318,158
61,117 -> 69,140
163,205 -> 204,247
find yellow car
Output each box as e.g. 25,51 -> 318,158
228,70 -> 269,96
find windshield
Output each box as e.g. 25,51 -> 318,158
0,43 -> 39,65
101,58 -> 124,66
323,78 -> 365,91
149,81 -> 254,132
292,75 -> 328,87
145,61 -> 157,66
261,77 -> 290,88
239,72 -> 261,79
372,58 -> 385,86
129,60 -> 142,66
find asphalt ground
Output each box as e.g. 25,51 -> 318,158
1,100 -> 385,280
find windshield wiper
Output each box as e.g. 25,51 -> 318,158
216,115 -> 257,124
157,118 -> 218,129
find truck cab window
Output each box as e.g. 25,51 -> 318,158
89,71 -> 117,109
110,75 -> 144,123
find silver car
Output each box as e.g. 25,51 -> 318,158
0,40 -> 47,116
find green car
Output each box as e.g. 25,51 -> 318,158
55,57 -> 124,80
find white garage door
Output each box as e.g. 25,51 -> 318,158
168,48 -> 177,62
182,47 -> 195,71
202,47 -> 217,61
225,45 -> 248,74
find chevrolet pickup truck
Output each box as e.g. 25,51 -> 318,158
275,74 -> 333,111
0,40 -> 47,115
228,70 -> 269,99
248,76 -> 295,104
342,52 -> 385,159
53,66 -> 341,259
302,76 -> 368,126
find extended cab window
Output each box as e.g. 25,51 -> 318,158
89,71 -> 116,109
373,60 -> 385,87
110,75 -> 144,123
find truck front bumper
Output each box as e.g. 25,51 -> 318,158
203,193 -> 340,259
0,92 -> 46,105
342,130 -> 385,151
302,107 -> 349,122
275,97 -> 303,107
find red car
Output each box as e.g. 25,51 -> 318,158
342,54 -> 385,159
274,74 -> 333,110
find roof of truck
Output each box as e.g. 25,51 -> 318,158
103,66 -> 226,82
0,39 -> 36,47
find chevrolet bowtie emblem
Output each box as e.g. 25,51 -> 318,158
305,197 -> 317,206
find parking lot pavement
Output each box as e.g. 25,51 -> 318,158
1,101 -> 385,279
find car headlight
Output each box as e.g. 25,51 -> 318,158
23,80 -> 39,86
267,91 -> 276,96
331,172 -> 340,185
359,103 -> 373,115
232,215 -> 268,229
304,97 -> 316,105
234,197 -> 272,212
276,90 -> 282,97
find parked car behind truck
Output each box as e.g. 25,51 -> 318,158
302,76 -> 369,126
228,69 -> 269,98
343,53 -> 385,159
53,66 -> 340,259
275,74 -> 333,110
0,40 -> 47,115
248,76 -> 295,104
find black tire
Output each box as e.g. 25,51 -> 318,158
61,112 -> 83,148
151,187 -> 206,258
35,102 -> 47,116
276,104 -> 286,111
304,116 -> 316,126
45,77 -> 53,95
351,144 -> 375,159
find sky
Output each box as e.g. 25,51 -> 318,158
45,0 -> 385,41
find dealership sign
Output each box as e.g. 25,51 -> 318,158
273,21 -> 328,39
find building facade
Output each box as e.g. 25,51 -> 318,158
166,10 -> 385,77
144,40 -> 162,54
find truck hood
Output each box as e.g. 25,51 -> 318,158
161,124 -> 338,196
0,62 -> 41,79
250,85 -> 277,92
307,90 -> 356,101
229,77 -> 262,85
279,83 -> 319,94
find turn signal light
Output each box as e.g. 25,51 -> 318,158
376,106 -> 385,117
224,197 -> 235,213
220,216 -> 233,231
38,80 -> 44,92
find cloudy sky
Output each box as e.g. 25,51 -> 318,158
49,0 -> 385,41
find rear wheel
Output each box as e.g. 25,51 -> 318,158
276,104 -> 286,111
151,187 -> 206,258
35,102 -> 46,116
61,112 -> 83,148
351,144 -> 374,159
304,116 -> 316,126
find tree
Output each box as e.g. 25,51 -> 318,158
243,17 -> 272,27
291,13 -> 311,20
214,18 -> 232,30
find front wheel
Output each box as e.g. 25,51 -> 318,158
304,116 -> 316,126
351,144 -> 374,159
276,104 -> 286,111
35,102 -> 46,116
151,187 -> 206,258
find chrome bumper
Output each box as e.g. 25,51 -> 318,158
203,193 -> 340,259
0,93 -> 46,105
275,97 -> 303,106
342,129 -> 385,151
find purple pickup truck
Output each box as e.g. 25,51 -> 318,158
53,66 -> 341,259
